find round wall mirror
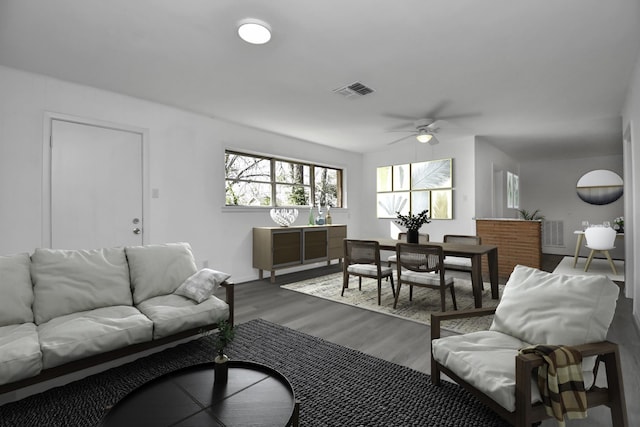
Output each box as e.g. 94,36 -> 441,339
576,169 -> 623,205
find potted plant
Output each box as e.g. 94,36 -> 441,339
614,216 -> 624,233
517,208 -> 544,221
395,209 -> 431,243
213,320 -> 235,385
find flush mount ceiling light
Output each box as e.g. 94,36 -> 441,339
237,19 -> 272,44
416,130 -> 433,143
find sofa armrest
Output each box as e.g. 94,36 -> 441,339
430,307 -> 496,340
514,341 -> 627,426
219,280 -> 235,326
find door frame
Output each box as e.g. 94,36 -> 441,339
42,112 -> 150,248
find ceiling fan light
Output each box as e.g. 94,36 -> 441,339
238,19 -> 272,44
416,132 -> 433,143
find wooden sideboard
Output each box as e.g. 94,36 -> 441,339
475,218 -> 542,279
253,225 -> 347,283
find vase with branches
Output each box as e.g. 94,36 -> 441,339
395,209 -> 431,243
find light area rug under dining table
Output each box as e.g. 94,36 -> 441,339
282,272 -> 504,334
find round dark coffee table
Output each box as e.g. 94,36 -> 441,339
101,360 -> 299,427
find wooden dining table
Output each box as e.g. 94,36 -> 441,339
374,238 -> 500,308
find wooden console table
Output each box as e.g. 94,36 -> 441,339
253,225 -> 347,283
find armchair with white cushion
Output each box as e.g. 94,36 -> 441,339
430,265 -> 627,427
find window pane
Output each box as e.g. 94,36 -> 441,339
275,184 -> 310,206
275,161 -> 310,184
225,153 -> 271,182
315,166 -> 339,207
225,180 -> 272,206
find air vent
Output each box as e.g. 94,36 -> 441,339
333,81 -> 375,98
542,220 -> 564,247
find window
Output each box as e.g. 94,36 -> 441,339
225,151 -> 343,207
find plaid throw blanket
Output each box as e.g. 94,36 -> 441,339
519,344 -> 587,426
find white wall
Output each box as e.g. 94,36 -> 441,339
474,138 -> 521,219
520,155 -> 624,259
360,136 -> 477,243
622,50 -> 640,325
0,65 -> 363,283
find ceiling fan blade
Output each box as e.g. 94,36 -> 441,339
381,112 -> 419,121
427,135 -> 440,146
427,120 -> 446,130
434,112 -> 481,121
388,134 -> 416,145
386,121 -> 416,131
423,101 -> 450,120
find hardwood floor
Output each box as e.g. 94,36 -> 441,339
231,255 -> 639,426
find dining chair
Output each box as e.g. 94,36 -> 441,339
442,235 -> 482,284
387,232 -> 429,267
584,226 -> 618,275
394,243 -> 457,311
342,239 -> 395,305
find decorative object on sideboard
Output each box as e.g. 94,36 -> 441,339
308,205 -> 315,225
315,206 -> 325,225
395,209 -> 431,243
614,216 -> 624,233
269,208 -> 298,227
325,205 -> 332,225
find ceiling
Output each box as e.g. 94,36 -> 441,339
1,0 -> 639,160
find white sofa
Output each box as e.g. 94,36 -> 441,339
0,242 -> 233,393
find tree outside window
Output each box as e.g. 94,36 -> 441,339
225,151 -> 342,208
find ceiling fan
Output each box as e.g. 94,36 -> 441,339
387,118 -> 445,146
384,102 -> 477,146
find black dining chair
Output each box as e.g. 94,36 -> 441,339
342,239 -> 395,305
394,243 -> 457,311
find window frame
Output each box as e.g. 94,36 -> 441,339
225,150 -> 344,208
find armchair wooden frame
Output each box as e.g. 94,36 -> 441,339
430,308 -> 628,427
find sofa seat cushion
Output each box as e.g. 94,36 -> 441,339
0,323 -> 42,385
31,247 -> 133,325
126,242 -> 198,305
37,306 -> 153,369
431,330 -> 594,412
137,293 -> 229,339
0,253 -> 34,326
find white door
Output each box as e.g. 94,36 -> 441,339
51,119 -> 144,249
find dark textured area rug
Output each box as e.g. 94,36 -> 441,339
0,319 -> 509,427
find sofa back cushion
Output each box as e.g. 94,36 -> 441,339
31,247 -> 132,325
126,242 -> 198,305
0,253 -> 34,326
490,265 -> 619,346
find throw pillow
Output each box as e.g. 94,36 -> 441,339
174,268 -> 230,303
490,264 -> 619,346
